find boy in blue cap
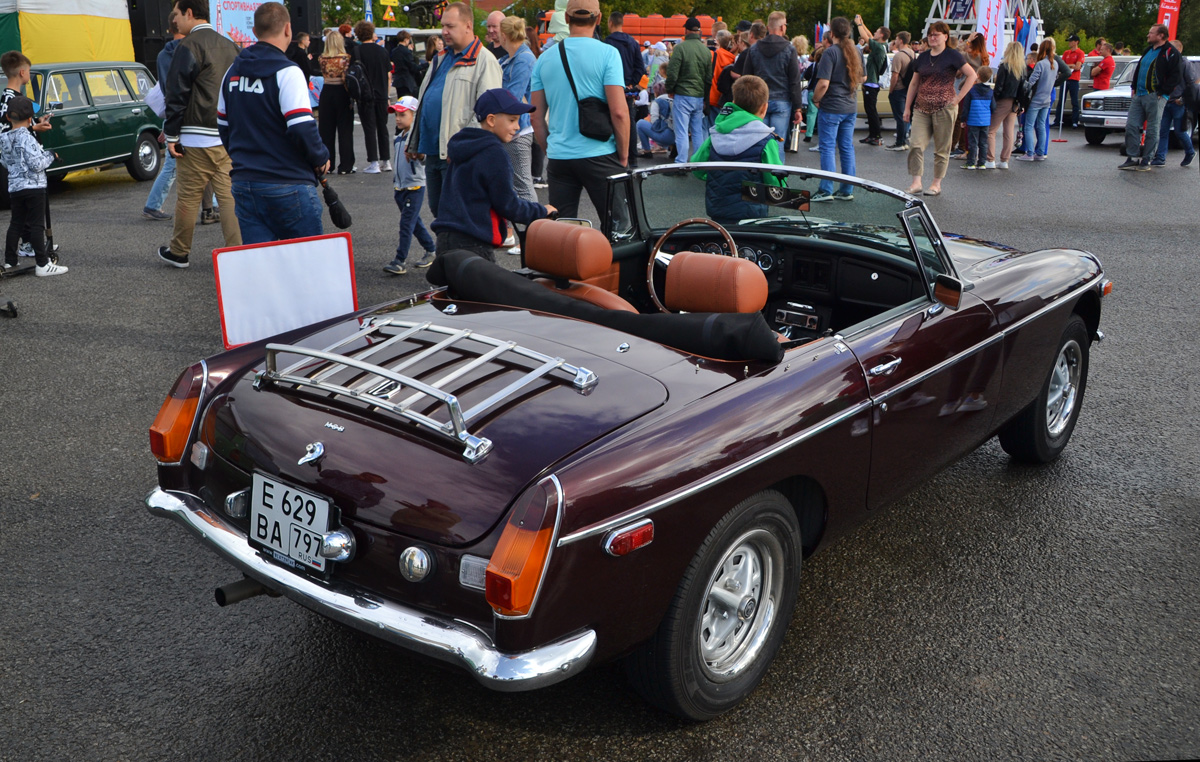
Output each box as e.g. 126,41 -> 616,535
430,88 -> 556,262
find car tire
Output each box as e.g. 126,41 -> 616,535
1083,128 -> 1107,146
624,490 -> 802,720
998,314 -> 1090,464
126,131 -> 161,182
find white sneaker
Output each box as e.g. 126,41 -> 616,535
381,160 -> 393,172
501,232 -> 516,247
983,161 -> 996,169
507,245 -> 521,256
363,161 -> 381,174
35,261 -> 68,277
997,161 -> 1009,170
807,146 -> 820,152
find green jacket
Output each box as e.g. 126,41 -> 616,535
664,33 -> 713,99
864,39 -> 888,84
690,104 -> 783,182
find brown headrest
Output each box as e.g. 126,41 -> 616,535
525,219 -> 613,281
664,251 -> 768,314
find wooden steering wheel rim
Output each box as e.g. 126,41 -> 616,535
645,218 -> 740,313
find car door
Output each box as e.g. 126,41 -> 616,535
82,69 -> 140,159
41,71 -> 97,172
845,208 -> 1003,511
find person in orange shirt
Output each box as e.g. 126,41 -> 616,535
708,29 -> 736,125
1057,33 -> 1086,128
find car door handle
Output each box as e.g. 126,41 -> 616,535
869,357 -> 902,376
87,113 -> 99,119
131,108 -> 142,115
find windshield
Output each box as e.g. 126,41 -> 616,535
638,164 -> 920,261
1117,62 -> 1135,86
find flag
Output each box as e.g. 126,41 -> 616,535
1157,0 -> 1180,38
975,0 -> 1007,60
814,22 -> 828,42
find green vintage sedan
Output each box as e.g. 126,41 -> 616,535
1,61 -> 163,199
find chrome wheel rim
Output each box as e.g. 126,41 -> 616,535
1046,339 -> 1081,437
697,528 -> 783,682
139,140 -> 157,171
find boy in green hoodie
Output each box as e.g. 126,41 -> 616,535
689,75 -> 784,226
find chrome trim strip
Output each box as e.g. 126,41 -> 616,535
493,474 -> 564,621
145,487 -> 595,691
557,399 -> 873,547
51,153 -> 131,173
1001,280 -> 1099,335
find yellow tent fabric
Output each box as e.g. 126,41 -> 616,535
19,12 -> 133,63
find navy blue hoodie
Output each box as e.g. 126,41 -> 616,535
218,42 -> 329,186
431,128 -> 547,245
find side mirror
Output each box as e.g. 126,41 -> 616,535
48,101 -> 64,111
933,274 -> 964,310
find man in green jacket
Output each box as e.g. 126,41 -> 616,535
665,17 -> 713,163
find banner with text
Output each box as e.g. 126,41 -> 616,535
1157,0 -> 1179,39
215,0 -> 266,46
975,0 -> 1007,61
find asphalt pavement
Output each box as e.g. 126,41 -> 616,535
1,125 -> 1197,761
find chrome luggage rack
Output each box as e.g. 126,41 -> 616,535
253,318 -> 598,463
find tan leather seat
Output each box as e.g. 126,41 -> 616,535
664,251 -> 768,314
526,219 -> 638,313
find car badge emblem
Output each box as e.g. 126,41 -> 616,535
298,442 -> 324,466
324,421 -> 345,432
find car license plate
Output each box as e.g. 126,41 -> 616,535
250,473 -> 331,573
1104,118 -> 1125,127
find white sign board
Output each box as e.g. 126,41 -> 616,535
214,232 -> 358,349
975,0 -> 1007,61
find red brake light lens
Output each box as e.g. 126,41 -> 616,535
605,521 -> 654,556
149,363 -> 205,463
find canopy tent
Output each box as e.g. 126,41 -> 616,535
0,0 -> 133,64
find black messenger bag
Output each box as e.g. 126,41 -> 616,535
559,41 -> 614,141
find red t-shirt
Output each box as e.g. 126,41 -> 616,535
1091,55 -> 1115,90
1062,48 -> 1085,81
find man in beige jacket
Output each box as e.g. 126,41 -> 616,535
405,1 -> 501,217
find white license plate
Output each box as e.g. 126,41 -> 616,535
1104,118 -> 1125,127
250,473 -> 331,573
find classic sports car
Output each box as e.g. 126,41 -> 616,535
146,163 -> 1111,720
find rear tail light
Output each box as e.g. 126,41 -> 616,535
485,477 -> 561,618
149,362 -> 205,463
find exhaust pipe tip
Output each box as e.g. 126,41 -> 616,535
215,577 -> 269,607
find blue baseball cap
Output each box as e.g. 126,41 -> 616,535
474,88 -> 535,121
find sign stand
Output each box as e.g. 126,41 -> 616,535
213,232 -> 358,350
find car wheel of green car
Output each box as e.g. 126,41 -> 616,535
126,131 -> 161,182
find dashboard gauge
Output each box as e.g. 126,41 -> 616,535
738,246 -> 758,264
755,252 -> 775,272
705,242 -> 725,254
689,244 -> 704,252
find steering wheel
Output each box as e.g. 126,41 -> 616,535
646,218 -> 740,313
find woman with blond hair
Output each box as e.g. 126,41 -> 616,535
902,21 -> 977,195
497,15 -> 538,206
987,41 -> 1025,169
1016,38 -> 1058,161
318,30 -> 356,174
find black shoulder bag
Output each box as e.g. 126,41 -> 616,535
559,40 -> 614,141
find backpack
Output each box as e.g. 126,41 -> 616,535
345,60 -> 369,101
896,49 -> 917,90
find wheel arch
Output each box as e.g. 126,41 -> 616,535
1072,289 -> 1101,343
767,475 -> 828,557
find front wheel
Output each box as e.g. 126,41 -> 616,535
624,490 -> 802,720
1083,127 -> 1107,146
998,314 -> 1090,463
126,131 -> 161,181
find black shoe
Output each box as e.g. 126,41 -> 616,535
866,137 -> 883,146
157,246 -> 189,268
638,151 -> 653,159
1183,152 -> 1195,167
336,167 -> 356,175
1117,158 -> 1141,171
859,136 -> 873,143
200,209 -> 218,225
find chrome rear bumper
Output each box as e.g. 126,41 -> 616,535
145,487 -> 596,692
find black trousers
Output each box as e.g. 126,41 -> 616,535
435,230 -> 496,262
530,139 -> 545,179
318,83 -> 355,172
359,98 -> 390,163
5,189 -> 47,267
863,86 -> 882,139
547,152 -> 625,221
625,95 -> 639,167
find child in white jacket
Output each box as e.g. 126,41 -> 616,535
0,95 -> 65,276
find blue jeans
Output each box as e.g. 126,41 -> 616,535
1155,101 -> 1194,162
889,88 -> 910,146
393,188 -> 435,263
231,181 -> 323,245
637,120 -> 675,151
765,100 -> 792,141
672,95 -> 707,163
1125,93 -> 1167,162
145,151 -> 175,211
817,110 -> 857,195
1023,106 -> 1050,156
425,156 -> 449,217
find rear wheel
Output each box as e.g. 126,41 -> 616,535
126,131 -> 161,181
625,490 -> 802,720
998,314 -> 1090,463
1083,127 -> 1107,146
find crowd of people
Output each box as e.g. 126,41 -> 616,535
2,0 -> 1198,282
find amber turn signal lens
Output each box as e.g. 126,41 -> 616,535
149,363 -> 205,463
486,480 -> 558,617
1100,279 -> 1114,297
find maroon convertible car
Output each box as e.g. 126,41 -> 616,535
146,163 -> 1111,720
